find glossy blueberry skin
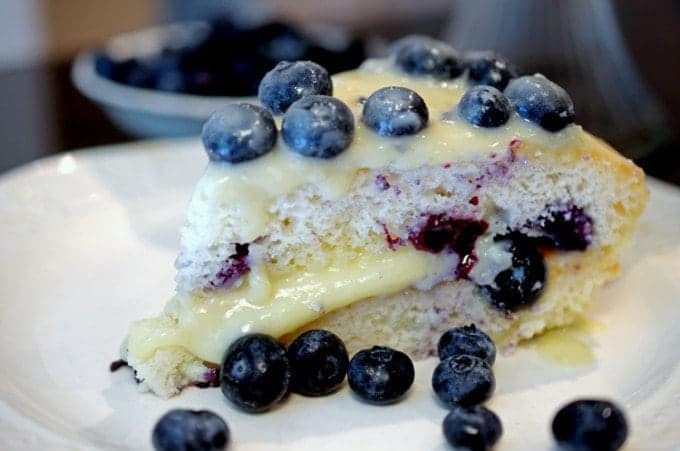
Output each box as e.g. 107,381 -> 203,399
152,409 -> 229,451
465,51 -> 517,91
442,405 -> 503,451
287,329 -> 349,396
281,95 -> 355,158
220,333 -> 291,413
258,61 -> 333,114
347,346 -> 415,404
457,85 -> 512,128
432,355 -> 495,407
391,35 -> 463,79
505,75 -> 575,132
361,86 -> 429,136
552,399 -> 628,451
201,103 -> 277,163
481,234 -> 546,312
438,324 -> 496,366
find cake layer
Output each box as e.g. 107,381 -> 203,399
175,60 -> 588,290
292,240 -> 622,359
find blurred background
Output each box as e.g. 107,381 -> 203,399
1,0 -> 679,184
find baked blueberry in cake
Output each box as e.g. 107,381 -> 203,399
121,36 -> 647,397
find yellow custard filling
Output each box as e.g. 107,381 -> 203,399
129,247 -> 447,363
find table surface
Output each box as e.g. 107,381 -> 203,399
1,61 -> 679,187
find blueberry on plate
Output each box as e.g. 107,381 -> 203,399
281,95 -> 355,158
220,333 -> 291,413
152,409 -> 229,451
552,399 -> 628,451
505,74 -> 575,132
258,60 -> 333,115
432,355 -> 495,407
457,85 -> 512,128
465,51 -> 517,91
202,103 -> 277,163
443,405 -> 503,451
480,234 -> 546,312
347,346 -> 415,403
287,329 -> 349,396
362,86 -> 429,136
438,324 -> 496,366
390,35 -> 463,79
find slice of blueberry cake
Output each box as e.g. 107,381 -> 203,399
122,36 -> 647,397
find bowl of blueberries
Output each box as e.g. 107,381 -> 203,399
72,19 -> 365,138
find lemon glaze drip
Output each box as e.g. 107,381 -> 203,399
530,319 -> 605,366
128,59 -> 591,366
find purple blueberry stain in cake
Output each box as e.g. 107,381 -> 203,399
408,214 -> 488,278
380,223 -> 405,251
211,243 -> 251,288
375,174 -> 391,191
195,367 -> 221,388
528,203 -> 594,251
509,138 -> 523,153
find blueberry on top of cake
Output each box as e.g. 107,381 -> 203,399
122,35 -> 647,397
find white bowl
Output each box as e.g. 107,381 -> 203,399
71,22 -> 255,138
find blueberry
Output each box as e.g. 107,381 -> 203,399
465,51 -> 517,90
438,324 -> 496,366
390,35 -> 463,79
287,329 -> 349,396
281,95 -> 354,158
361,86 -> 429,136
93,53 -> 116,79
258,61 -> 332,114
432,355 -> 495,407
552,399 -> 628,451
152,409 -> 229,451
442,405 -> 503,451
201,103 -> 277,163
530,204 -> 594,251
347,346 -> 415,403
505,75 -> 575,132
457,86 -> 511,128
480,234 -> 546,312
220,333 -> 291,413
155,69 -> 186,93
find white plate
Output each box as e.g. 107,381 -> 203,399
1,140 -> 679,451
